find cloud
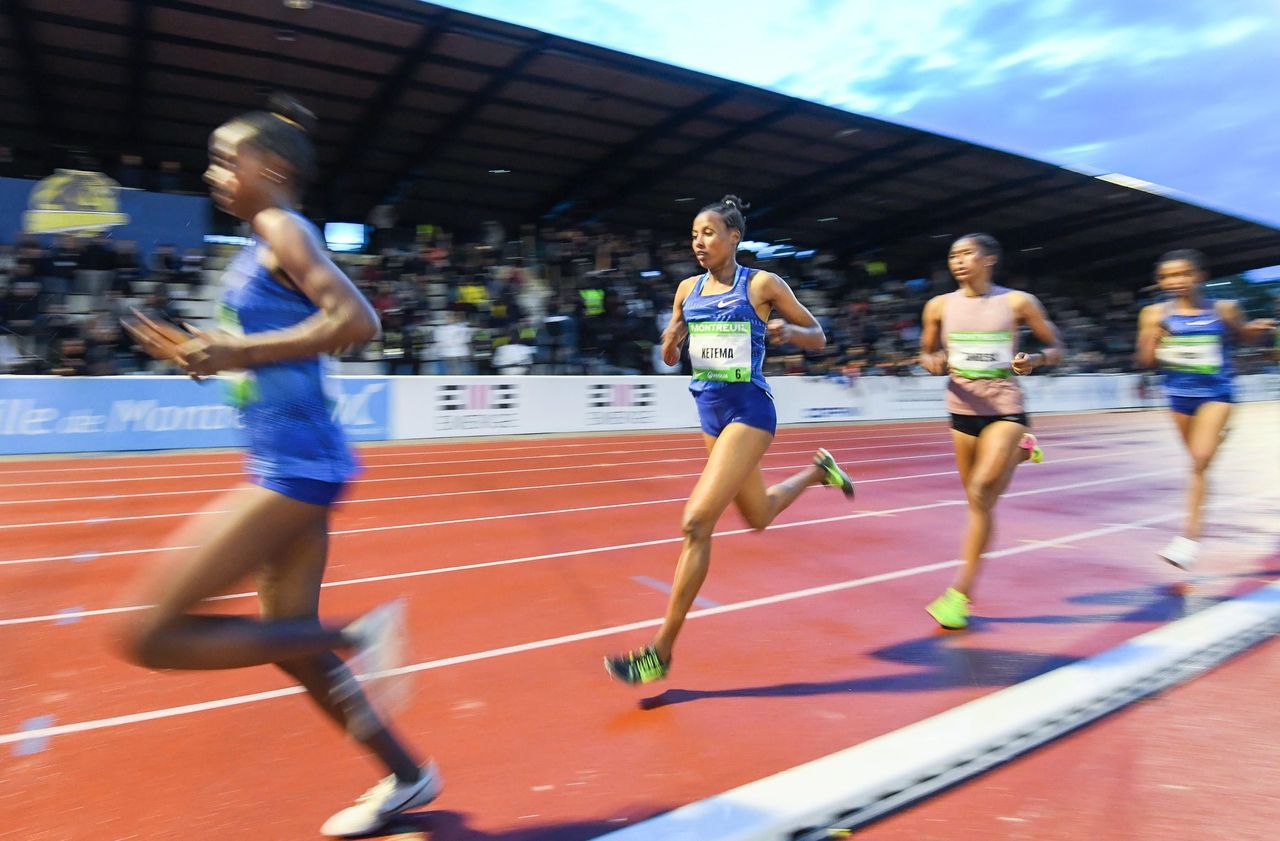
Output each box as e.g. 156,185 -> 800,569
880,5 -> 1280,223
434,0 -> 1280,225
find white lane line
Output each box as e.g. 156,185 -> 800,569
0,487 -> 247,508
0,444 -> 906,490
0,413 -> 1158,477
0,467 -> 1188,625
0,422 -> 1163,490
0,500 -> 1228,747
0,446 -> 1174,566
0,428 -> 964,477
0,434 -> 954,487
0,439 -> 964,523
0,429 -> 1168,525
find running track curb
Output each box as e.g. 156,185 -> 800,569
595,579 -> 1280,840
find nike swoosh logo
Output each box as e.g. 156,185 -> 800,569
379,773 -> 437,816
716,298 -> 740,309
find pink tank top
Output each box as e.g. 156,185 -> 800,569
941,285 -> 1024,416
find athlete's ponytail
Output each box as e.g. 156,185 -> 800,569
226,93 -> 318,190
700,194 -> 750,238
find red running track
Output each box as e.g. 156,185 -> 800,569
856,634 -> 1280,841
0,407 -> 1276,840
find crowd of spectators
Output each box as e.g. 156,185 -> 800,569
0,235 -> 205,375
2,225 -> 1275,378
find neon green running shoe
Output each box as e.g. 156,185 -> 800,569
814,448 -> 855,498
1019,433 -> 1044,464
926,587 -> 971,630
604,645 -> 669,685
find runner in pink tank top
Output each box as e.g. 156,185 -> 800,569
941,284 -> 1024,417
917,233 -> 1064,629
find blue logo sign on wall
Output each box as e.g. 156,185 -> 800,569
1,376 -> 391,455
330,378 -> 389,442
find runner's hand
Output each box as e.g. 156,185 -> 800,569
766,319 -> 792,345
1012,352 -> 1038,375
920,350 -> 947,375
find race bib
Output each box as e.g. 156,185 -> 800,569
217,302 -> 258,407
1158,335 -> 1223,374
689,321 -> 752,382
947,331 -> 1013,379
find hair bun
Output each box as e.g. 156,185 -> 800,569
721,193 -> 751,211
266,93 -> 317,135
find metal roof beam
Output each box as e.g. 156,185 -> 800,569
324,18 -> 450,215
124,0 -> 153,150
1086,231 -> 1280,270
22,7 -> 387,82
751,141 -> 955,227
820,189 -> 1164,256
1001,201 -> 1187,247
1051,239 -> 1280,287
1216,234 -> 1280,258
156,0 -> 440,54
841,172 -> 1069,251
537,87 -> 739,217
570,102 -> 804,219
1038,219 -> 1250,267
377,35 -> 550,207
3,0 -> 58,148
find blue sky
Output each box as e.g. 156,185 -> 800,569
434,0 -> 1280,228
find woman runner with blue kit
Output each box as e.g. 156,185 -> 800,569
1135,248 -> 1275,569
605,195 -> 855,685
918,233 -> 1063,630
119,95 -> 439,838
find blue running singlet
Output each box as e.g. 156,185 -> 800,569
681,265 -> 770,395
1157,301 -> 1234,402
218,229 -> 359,485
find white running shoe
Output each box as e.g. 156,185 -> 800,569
1158,536 -> 1200,570
320,760 -> 443,837
343,599 -> 411,713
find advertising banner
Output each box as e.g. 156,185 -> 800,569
1,376 -> 390,455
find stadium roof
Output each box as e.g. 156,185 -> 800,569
3,0 -> 1278,283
